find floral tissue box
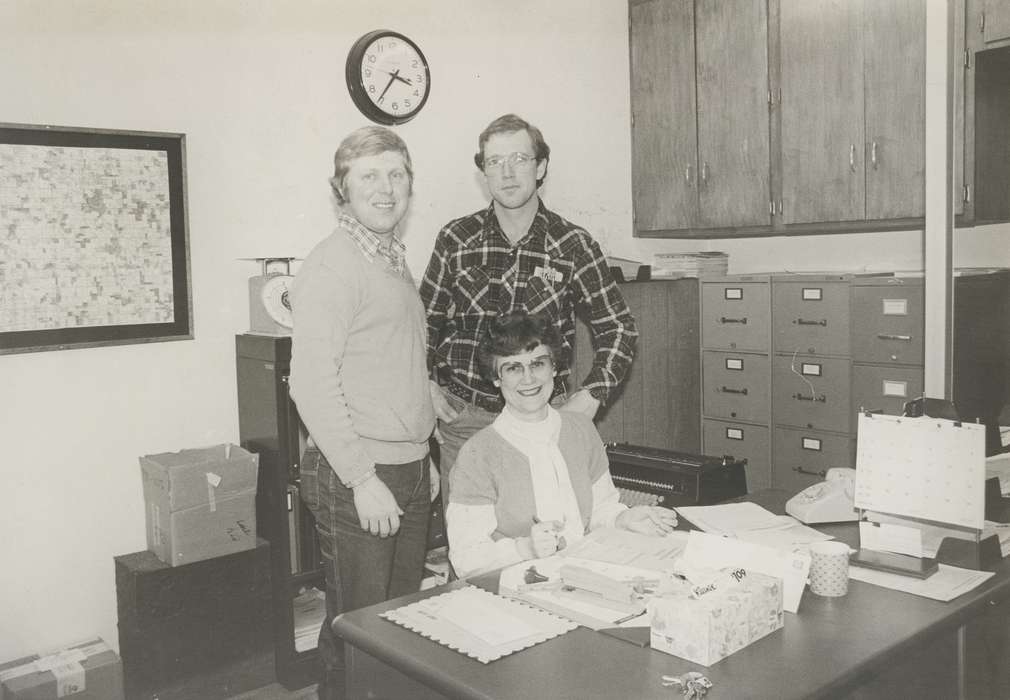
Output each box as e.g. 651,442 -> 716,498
649,568 -> 784,666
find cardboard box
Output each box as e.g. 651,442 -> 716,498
140,443 -> 259,566
0,638 -> 124,700
649,569 -> 784,666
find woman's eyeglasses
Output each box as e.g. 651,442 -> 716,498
497,354 -> 554,382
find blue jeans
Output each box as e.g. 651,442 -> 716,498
299,448 -> 431,700
436,392 -> 498,505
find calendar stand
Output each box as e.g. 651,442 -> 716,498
853,408 -> 1001,573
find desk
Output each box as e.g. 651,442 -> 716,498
333,491 -> 1010,699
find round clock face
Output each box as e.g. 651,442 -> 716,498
260,275 -> 294,329
346,30 -> 430,125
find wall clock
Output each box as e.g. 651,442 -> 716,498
345,30 -> 431,126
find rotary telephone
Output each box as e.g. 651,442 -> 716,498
785,467 -> 858,524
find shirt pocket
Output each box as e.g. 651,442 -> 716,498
523,272 -> 565,317
454,267 -> 493,315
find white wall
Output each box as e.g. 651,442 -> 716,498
0,0 -> 1006,663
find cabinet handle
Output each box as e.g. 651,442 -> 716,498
871,141 -> 878,169
701,161 -> 709,184
877,333 -> 912,341
964,183 -> 971,203
685,164 -> 693,185
793,466 -> 827,478
850,144 -> 856,171
719,386 -> 749,395
793,393 -> 827,403
795,318 -> 827,326
719,316 -> 748,325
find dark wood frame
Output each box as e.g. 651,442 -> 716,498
0,123 -> 191,355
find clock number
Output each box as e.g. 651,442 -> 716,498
368,84 -> 375,93
392,102 -> 399,111
367,53 -> 376,63
414,89 -> 420,97
412,59 -> 419,68
363,67 -> 371,78
416,74 -> 423,83
404,99 -> 412,109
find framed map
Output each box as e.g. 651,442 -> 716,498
0,123 -> 191,355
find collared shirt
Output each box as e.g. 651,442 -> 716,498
338,211 -> 406,275
419,200 -> 637,405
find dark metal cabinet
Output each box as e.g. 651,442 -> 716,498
236,334 -> 322,691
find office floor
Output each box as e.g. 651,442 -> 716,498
227,682 -> 317,699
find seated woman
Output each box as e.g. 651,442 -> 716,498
446,310 -> 678,577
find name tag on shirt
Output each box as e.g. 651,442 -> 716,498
533,265 -> 563,284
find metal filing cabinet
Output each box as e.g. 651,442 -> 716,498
702,270 -> 1010,498
700,276 -> 773,490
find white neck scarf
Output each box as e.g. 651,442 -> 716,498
492,405 -> 584,546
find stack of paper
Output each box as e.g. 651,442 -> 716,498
382,585 -> 577,663
675,502 -> 832,550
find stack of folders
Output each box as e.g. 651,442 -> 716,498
651,251 -> 729,279
293,587 -> 327,652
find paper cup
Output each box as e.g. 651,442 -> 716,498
808,541 -> 850,597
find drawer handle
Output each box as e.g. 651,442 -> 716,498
793,466 -> 827,478
719,386 -> 749,395
793,393 -> 826,403
795,318 -> 827,326
876,333 -> 912,341
719,316 -> 748,325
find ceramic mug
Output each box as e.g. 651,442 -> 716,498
809,541 -> 850,597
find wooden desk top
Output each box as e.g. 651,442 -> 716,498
334,491 -> 1010,700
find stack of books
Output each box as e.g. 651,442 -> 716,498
651,252 -> 729,279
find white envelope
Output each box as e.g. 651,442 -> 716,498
681,531 -> 811,613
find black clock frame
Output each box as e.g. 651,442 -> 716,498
345,30 -> 431,126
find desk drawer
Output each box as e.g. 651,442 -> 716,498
850,282 -> 924,364
772,354 -> 851,432
702,419 -> 770,491
852,364 -> 923,416
772,426 -> 855,493
702,351 -> 770,423
701,281 -> 770,351
772,279 -> 850,356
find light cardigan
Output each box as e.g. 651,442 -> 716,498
289,221 -> 435,487
446,410 -> 626,577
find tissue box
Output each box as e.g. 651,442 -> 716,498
0,638 -> 124,700
140,444 -> 259,566
649,570 -> 784,666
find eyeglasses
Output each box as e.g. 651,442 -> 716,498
497,354 -> 554,382
483,152 -> 536,171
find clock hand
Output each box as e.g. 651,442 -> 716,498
376,72 -> 397,103
381,68 -> 413,87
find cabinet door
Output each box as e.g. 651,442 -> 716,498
630,0 -> 699,231
983,0 -> 1010,44
780,0 -> 864,224
864,0 -> 926,220
695,0 -> 771,228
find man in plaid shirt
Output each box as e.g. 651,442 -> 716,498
419,113 -> 638,504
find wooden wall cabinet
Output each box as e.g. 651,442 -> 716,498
779,0 -> 925,225
630,0 -> 993,237
630,0 -> 771,235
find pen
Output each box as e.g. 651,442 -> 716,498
613,609 -> 647,625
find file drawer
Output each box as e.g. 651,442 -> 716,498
851,364 -> 924,416
850,279 -> 925,364
772,278 -> 850,356
701,280 -> 771,351
702,351 -> 770,423
702,419 -> 770,491
772,354 -> 851,432
772,426 -> 855,494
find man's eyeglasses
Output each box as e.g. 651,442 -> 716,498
497,354 -> 554,382
483,152 -> 536,171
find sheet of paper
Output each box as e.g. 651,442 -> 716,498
681,531 -> 811,613
675,502 -> 783,535
848,563 -> 994,602
559,527 -> 688,571
436,587 -> 543,645
734,522 -> 834,550
986,452 -> 1010,495
859,520 -> 924,557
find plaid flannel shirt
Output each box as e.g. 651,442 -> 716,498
419,200 -> 637,405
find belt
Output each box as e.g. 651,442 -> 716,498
445,381 -> 504,413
